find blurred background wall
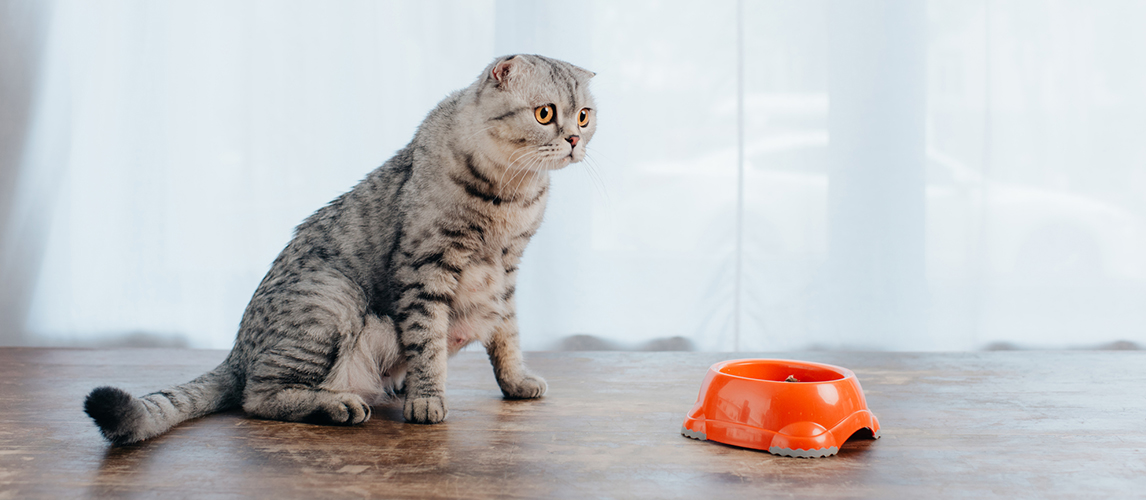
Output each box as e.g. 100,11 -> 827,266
1,0 -> 1143,351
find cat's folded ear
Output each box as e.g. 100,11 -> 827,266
570,64 -> 596,80
490,55 -> 533,90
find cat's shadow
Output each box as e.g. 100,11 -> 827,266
371,401 -> 406,423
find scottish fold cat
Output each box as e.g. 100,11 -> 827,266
84,54 -> 596,444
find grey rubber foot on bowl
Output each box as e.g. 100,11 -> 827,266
680,426 -> 707,441
768,446 -> 840,458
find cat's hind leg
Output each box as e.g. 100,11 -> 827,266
242,341 -> 372,425
243,385 -> 371,425
239,267 -> 378,425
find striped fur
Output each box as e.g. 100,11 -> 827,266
84,54 -> 597,444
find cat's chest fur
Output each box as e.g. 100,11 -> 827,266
445,198 -> 542,354
448,255 -> 509,353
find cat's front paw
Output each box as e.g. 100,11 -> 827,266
404,395 -> 448,424
500,374 -> 547,399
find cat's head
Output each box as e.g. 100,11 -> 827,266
463,54 -> 596,173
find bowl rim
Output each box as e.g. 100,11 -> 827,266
711,358 -> 856,385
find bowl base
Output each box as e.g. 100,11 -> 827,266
767,446 -> 840,458
680,425 -> 707,441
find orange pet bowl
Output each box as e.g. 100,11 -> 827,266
681,359 -> 880,458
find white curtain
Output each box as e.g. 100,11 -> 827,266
11,0 -> 1146,351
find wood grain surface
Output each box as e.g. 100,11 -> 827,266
0,348 -> 1143,499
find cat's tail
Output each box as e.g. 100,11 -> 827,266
83,363 -> 242,445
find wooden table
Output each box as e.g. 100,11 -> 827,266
1,348 -> 1144,498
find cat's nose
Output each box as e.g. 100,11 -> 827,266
565,135 -> 580,148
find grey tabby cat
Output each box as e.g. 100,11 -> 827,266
84,54 -> 596,445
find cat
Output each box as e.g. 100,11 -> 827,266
83,54 -> 596,445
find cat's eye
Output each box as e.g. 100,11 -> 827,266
578,108 -> 590,127
534,104 -> 556,125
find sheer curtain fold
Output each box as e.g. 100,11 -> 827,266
0,0 -> 56,346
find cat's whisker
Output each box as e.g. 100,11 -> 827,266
511,157 -> 544,200
583,145 -> 614,163
496,147 -> 535,197
511,153 -> 545,193
505,149 -> 539,178
501,145 -> 533,173
516,155 -> 546,197
506,144 -> 535,165
498,166 -> 524,201
586,155 -> 608,187
498,150 -> 541,201
582,154 -> 611,203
